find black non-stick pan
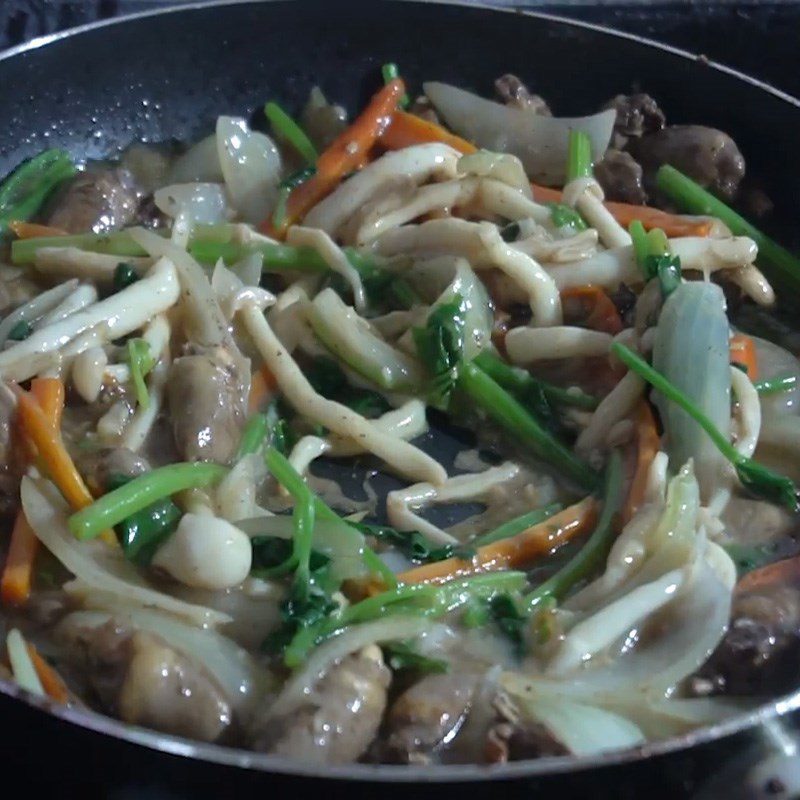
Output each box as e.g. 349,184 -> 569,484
1,2 -> 800,798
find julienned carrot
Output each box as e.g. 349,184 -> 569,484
730,333 -> 758,380
248,364 -> 277,414
265,79 -> 406,236
396,497 -> 598,586
561,286 -> 623,335
736,555 -> 800,594
16,389 -> 93,512
8,221 -> 68,239
531,184 -> 713,239
378,110 -> 477,155
1,514 -> 39,606
1,378 -> 66,605
26,643 -> 69,703
16,387 -> 115,544
623,401 -> 660,524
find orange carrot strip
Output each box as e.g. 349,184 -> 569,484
396,497 -> 598,586
16,388 -> 94,512
1,379 -> 66,605
248,364 -> 278,414
561,286 -> 623,335
730,333 -> 758,380
264,79 -> 406,236
26,643 -> 70,703
378,110 -> 477,154
531,183 -> 713,238
736,555 -> 800,594
1,514 -> 39,606
623,402 -> 660,524
8,221 -> 68,239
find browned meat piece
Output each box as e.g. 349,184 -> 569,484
58,621 -> 232,742
254,647 -> 390,764
494,74 -> 551,115
691,582 -> 800,697
167,346 -> 247,464
602,93 -> 665,148
383,672 -> 479,763
484,691 -> 569,763
75,447 -> 149,495
0,383 -> 22,517
594,148 -> 647,205
408,95 -> 441,124
485,720 -> 569,763
628,125 -> 746,200
44,167 -> 141,234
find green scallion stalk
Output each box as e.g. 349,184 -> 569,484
473,502 -> 563,546
629,219 -> 649,274
547,203 -> 587,231
127,338 -> 155,410
755,374 -> 798,396
291,493 -> 316,589
264,102 -> 319,166
284,571 -> 526,667
381,63 -> 410,108
612,341 -> 799,511
0,149 -> 76,233
566,130 -> 593,182
474,350 -> 599,411
68,463 -> 228,540
264,447 -> 396,588
656,164 -> 800,297
11,230 -> 146,265
524,450 -> 623,612
458,361 -> 599,490
237,413 -> 269,458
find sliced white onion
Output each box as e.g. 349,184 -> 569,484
154,182 -> 230,225
21,476 -> 230,628
424,81 -> 615,184
216,116 -> 281,223
168,134 -> 224,184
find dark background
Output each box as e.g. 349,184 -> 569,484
1,2 -> 799,100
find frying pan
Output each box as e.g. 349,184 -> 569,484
1,2 -> 800,797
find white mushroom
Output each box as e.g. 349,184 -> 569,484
152,514 -> 252,590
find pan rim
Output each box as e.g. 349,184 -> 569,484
1,0 -> 799,782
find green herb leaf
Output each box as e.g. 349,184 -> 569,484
547,203 -> 587,231
113,262 -> 140,292
7,320 -> 31,341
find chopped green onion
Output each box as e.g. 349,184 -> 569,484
566,130 -> 593,182
473,502 -> 563,546
0,149 -> 76,233
126,338 -> 155,410
68,462 -> 228,540
656,255 -> 682,298
629,219 -> 649,275
656,164 -> 800,297
755,374 -> 798,396
647,228 -> 669,258
113,262 -> 140,292
237,413 -> 269,458
7,320 -> 32,341
524,450 -> 623,612
547,203 -> 588,231
458,361 -> 599,491
381,62 -> 410,108
474,350 -> 599,411
115,498 -> 181,566
264,447 -> 396,588
271,187 -> 291,230
264,102 -> 318,166
612,342 -> 799,511
12,231 -> 146,265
